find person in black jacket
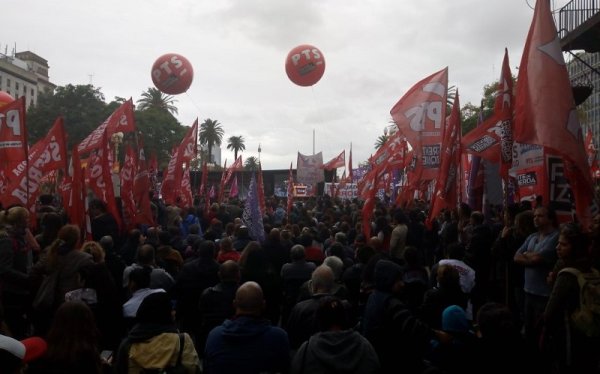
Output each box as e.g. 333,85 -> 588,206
196,260 -> 240,355
362,260 -> 449,374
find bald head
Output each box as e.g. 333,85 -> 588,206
234,281 -> 265,316
219,260 -> 240,283
311,265 -> 335,294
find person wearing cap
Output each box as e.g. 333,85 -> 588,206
0,334 -> 47,374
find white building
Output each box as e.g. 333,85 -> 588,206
0,48 -> 56,108
200,143 -> 222,166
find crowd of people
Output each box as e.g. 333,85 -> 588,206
0,192 -> 599,373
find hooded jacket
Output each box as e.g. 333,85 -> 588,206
203,315 -> 289,374
291,330 -> 379,374
115,323 -> 200,374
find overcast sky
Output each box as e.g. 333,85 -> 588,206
4,0 -> 570,170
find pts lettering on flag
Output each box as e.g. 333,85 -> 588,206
0,108 -> 23,148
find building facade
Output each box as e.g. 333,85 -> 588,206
0,49 -> 56,108
567,52 -> 600,146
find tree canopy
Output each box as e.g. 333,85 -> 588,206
26,84 -> 188,167
227,135 -> 246,160
199,118 -> 224,164
136,87 -> 178,115
27,84 -> 111,149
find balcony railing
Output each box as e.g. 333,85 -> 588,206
557,0 -> 600,38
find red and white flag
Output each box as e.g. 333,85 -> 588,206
120,146 -> 137,230
0,97 -> 27,167
514,0 -> 592,225
429,92 -> 461,225
391,68 -> 448,181
1,117 -> 67,215
77,99 -> 136,154
322,150 -> 345,170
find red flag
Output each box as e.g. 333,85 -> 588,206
77,99 -> 135,154
120,146 -> 137,230
229,175 -> 239,198
219,156 -> 242,202
585,128 -> 599,179
287,162 -> 294,216
133,136 -> 154,226
177,119 -> 198,163
514,0 -> 592,225
199,159 -> 208,197
60,145 -> 86,233
160,148 -> 180,205
369,131 -> 407,174
348,144 -> 353,181
217,159 -> 228,203
180,168 -> 193,208
391,68 -> 448,181
86,131 -> 122,231
0,97 -> 27,166
257,162 -> 266,215
322,150 -> 345,170
429,92 -> 461,225
461,50 -> 513,170
1,117 -> 67,212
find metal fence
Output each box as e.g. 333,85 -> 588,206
557,0 -> 600,38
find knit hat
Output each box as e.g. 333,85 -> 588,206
0,334 -> 47,363
442,305 -> 471,333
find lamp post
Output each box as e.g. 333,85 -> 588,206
258,143 -> 262,162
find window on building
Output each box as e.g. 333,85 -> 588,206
15,82 -> 19,91
7,79 -> 11,88
30,88 -> 34,96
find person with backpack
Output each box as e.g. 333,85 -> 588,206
543,222 -> 600,373
115,291 -> 200,373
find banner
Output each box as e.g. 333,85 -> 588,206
297,152 -> 323,196
324,182 -> 357,200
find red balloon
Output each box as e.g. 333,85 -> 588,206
151,53 -> 194,95
285,44 -> 325,87
0,91 -> 14,108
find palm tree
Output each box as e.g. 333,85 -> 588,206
227,135 -> 246,160
199,118 -> 224,164
375,134 -> 389,150
136,87 -> 178,115
245,156 -> 258,171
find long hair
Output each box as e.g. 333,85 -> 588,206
46,301 -> 101,372
47,225 -> 80,269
